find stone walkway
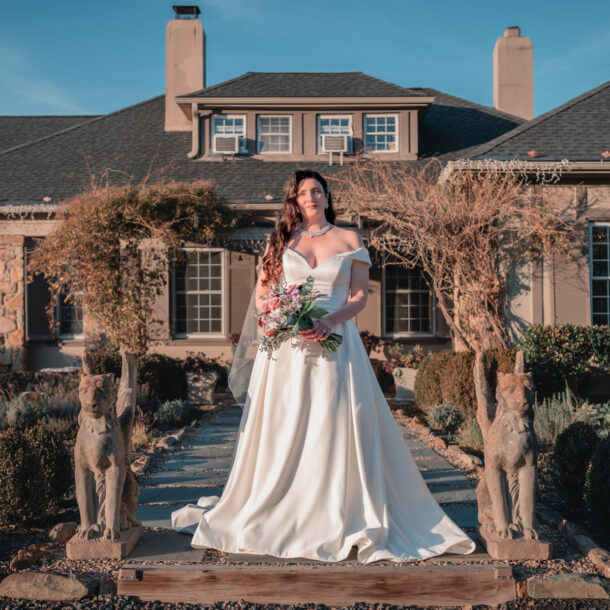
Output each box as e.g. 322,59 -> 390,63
131,404 -> 481,562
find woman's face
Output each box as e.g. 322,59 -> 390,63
295,178 -> 328,222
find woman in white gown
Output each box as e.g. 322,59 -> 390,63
172,170 -> 476,563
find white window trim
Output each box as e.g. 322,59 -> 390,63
210,114 -> 247,154
56,292 -> 84,340
256,114 -> 292,154
589,222 -> 610,326
364,113 -> 399,154
316,114 -> 353,154
381,264 -> 435,338
172,247 -> 225,339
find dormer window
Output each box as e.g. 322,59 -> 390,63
317,115 -> 353,153
211,115 -> 247,154
257,115 -> 292,153
364,114 -> 398,152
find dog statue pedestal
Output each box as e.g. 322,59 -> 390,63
477,526 -> 551,560
66,526 -> 142,560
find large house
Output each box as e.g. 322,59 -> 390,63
0,7 -> 608,371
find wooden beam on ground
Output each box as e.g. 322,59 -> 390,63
117,563 -> 516,606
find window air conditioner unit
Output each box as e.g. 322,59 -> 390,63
321,134 -> 349,153
213,134 -> 240,154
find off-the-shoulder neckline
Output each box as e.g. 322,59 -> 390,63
284,246 -> 367,271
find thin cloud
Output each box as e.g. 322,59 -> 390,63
0,41 -> 88,115
536,29 -> 610,77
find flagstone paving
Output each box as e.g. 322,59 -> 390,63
135,404 -> 479,543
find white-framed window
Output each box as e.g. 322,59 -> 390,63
317,115 -> 353,153
57,292 -> 83,339
172,248 -> 224,337
257,115 -> 292,154
590,222 -> 610,326
211,114 -> 247,154
364,114 -> 399,153
382,264 -> 434,336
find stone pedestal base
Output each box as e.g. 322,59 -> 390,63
66,527 -> 142,560
392,367 -> 416,401
477,526 -> 552,560
186,371 -> 218,405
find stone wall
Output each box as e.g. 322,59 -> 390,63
0,236 -> 26,370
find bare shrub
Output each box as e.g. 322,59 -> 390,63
336,159 -> 579,352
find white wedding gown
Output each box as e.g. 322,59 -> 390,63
172,246 -> 476,563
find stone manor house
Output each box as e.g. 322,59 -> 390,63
0,6 -> 609,371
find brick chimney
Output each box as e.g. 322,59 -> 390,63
165,5 -> 205,132
493,26 -> 533,120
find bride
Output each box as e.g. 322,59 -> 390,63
172,169 -> 476,563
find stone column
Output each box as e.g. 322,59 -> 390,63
0,236 -> 26,370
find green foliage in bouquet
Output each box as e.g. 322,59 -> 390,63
258,275 -> 343,358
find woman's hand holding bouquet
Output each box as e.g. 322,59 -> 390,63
255,276 -> 342,358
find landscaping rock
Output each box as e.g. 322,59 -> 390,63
0,572 -> 92,601
9,542 -> 55,572
527,573 -> 610,599
568,533 -> 610,579
131,454 -> 152,475
157,435 -> 178,450
433,436 -> 447,450
446,445 -> 480,470
468,454 -> 483,467
49,521 -> 78,544
535,504 -> 564,528
19,391 -> 41,405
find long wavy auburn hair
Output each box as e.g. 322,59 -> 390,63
261,170 -> 336,287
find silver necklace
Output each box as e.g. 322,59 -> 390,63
298,222 -> 331,238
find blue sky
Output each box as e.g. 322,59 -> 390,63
1,0 -> 608,117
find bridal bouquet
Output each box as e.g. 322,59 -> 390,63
256,275 -> 343,358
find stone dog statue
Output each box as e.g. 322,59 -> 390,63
474,351 -> 540,541
74,352 -> 141,541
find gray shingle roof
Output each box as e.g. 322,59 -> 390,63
469,81 -> 610,160
414,88 -> 523,160
0,115 -> 99,153
181,72 -> 427,98
0,86 -> 524,204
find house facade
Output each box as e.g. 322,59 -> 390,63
454,81 -> 610,343
0,8 -> 607,372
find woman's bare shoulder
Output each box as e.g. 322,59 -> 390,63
333,227 -> 365,249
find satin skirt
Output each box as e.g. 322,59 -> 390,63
171,319 -> 475,563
